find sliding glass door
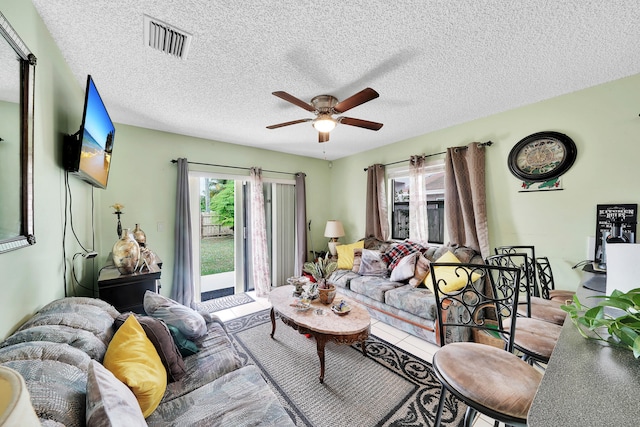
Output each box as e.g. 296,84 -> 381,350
243,181 -> 296,292
190,172 -> 296,300
198,177 -> 236,299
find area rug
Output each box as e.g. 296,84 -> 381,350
225,310 -> 466,427
194,293 -> 254,313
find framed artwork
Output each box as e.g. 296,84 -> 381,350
594,204 -> 637,262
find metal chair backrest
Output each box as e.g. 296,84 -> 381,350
486,253 -> 535,318
535,256 -> 555,300
429,262 -> 521,353
495,245 -> 540,297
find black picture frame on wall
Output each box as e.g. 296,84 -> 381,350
594,203 -> 638,263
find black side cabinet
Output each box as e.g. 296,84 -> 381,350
98,263 -> 161,313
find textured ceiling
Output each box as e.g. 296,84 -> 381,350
31,0 -> 640,160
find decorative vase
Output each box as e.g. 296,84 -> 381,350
115,212 -> 122,239
318,284 -> 337,305
132,223 -> 146,247
112,228 -> 140,275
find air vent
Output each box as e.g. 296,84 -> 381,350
143,15 -> 192,60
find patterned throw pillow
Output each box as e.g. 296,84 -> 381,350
351,248 -> 364,273
86,360 -> 147,426
358,249 -> 388,277
143,291 -> 207,339
410,254 -> 431,287
390,252 -> 418,282
382,240 -> 427,270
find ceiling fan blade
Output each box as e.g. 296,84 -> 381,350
318,132 -> 330,143
339,116 -> 383,131
272,91 -> 316,112
333,88 -> 379,113
266,118 -> 311,129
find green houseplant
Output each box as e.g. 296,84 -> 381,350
561,288 -> 640,358
303,256 -> 338,304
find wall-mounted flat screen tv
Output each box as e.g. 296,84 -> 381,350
64,75 -> 115,189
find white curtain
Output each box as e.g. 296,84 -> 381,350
409,155 -> 428,242
250,167 -> 271,296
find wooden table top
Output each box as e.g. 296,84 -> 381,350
269,285 -> 370,336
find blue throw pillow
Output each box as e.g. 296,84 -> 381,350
167,324 -> 199,357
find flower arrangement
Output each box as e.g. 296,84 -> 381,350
110,203 -> 124,238
110,203 -> 124,214
303,256 -> 337,289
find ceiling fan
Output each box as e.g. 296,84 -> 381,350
266,88 -> 383,143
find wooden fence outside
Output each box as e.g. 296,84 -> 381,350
201,212 -> 233,238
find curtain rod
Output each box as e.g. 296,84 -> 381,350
170,159 -> 297,176
363,141 -> 493,171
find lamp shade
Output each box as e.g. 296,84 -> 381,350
324,220 -> 345,238
0,366 -> 40,426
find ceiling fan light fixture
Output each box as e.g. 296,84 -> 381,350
313,115 -> 336,132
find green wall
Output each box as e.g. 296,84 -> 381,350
96,124 -> 332,294
329,72 -> 640,289
2,0 -> 639,339
0,0 -> 94,339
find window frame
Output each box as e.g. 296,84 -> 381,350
387,159 -> 446,244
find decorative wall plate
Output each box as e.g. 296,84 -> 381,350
508,131 -> 577,182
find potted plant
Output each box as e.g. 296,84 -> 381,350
303,256 -> 338,304
561,288 -> 640,358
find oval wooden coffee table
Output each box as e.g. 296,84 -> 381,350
269,285 -> 371,383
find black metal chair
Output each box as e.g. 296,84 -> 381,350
494,246 -> 541,296
535,256 -> 576,303
494,246 -> 566,325
430,262 -> 543,427
487,253 -> 562,366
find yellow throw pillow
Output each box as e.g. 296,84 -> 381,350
426,250 -> 482,294
103,315 -> 167,418
336,240 -> 365,270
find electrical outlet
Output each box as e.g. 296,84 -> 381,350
157,222 -> 165,232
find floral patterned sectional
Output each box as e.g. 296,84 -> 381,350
328,238 -> 483,345
0,296 -> 294,426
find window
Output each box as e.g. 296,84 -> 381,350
389,161 -> 445,244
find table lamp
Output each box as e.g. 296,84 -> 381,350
324,220 -> 345,256
0,366 -> 40,426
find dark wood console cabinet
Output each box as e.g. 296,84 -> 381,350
98,262 -> 161,314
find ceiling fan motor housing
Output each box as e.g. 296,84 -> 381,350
311,95 -> 338,114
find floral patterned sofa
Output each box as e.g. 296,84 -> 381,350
0,296 -> 293,426
328,238 -> 483,345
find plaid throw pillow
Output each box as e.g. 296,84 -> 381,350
382,240 -> 427,270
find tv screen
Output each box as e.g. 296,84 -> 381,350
67,75 -> 115,189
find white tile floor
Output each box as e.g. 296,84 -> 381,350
216,290 -> 496,427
